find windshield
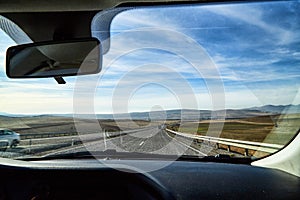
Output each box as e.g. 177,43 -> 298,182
0,1 -> 299,162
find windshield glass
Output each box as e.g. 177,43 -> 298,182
0,1 -> 299,161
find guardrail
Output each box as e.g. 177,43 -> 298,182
14,131 -> 128,155
1,127 -> 156,155
165,129 -> 284,156
19,127 -> 155,140
19,132 -> 78,139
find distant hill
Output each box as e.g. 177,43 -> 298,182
0,112 -> 28,118
1,104 -> 299,120
249,104 -> 300,114
94,104 -> 300,120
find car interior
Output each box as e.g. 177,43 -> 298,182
0,0 -> 299,199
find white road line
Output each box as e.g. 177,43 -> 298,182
41,144 -> 86,157
41,140 -> 100,157
165,131 -> 207,156
41,135 -> 122,157
103,132 -> 107,150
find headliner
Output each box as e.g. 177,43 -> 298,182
0,0 -> 208,12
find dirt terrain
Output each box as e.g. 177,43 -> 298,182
167,114 -> 299,145
0,114 -> 298,158
0,115 -> 152,137
1,113 -> 298,145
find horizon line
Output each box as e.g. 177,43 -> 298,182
1,103 -> 299,116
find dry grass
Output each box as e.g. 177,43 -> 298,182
166,114 -> 299,157
0,116 -> 154,135
168,114 -> 299,145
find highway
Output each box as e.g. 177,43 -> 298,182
1,126 -> 236,158
44,126 -> 207,157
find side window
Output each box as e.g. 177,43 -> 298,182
4,130 -> 12,135
0,130 -> 4,135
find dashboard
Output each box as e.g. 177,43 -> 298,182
0,159 -> 299,200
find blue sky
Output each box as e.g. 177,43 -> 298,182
1,1 -> 300,114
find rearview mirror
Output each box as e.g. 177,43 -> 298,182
6,38 -> 101,79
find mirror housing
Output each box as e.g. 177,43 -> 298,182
6,38 -> 101,79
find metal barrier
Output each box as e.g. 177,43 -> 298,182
165,129 -> 284,156
20,132 -> 78,139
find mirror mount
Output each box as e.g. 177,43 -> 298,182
54,76 -> 66,84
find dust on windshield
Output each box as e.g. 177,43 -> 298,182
0,1 -> 299,160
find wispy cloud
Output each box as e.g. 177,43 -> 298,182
0,2 -> 300,114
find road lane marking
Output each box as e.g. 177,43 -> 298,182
174,138 -> 207,156
40,133 -> 135,157
139,141 -> 145,146
164,131 -> 207,156
103,132 -> 107,150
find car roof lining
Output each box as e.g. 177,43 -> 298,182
2,12 -> 97,42
0,0 -> 220,42
0,0 -> 224,12
0,0 -> 243,42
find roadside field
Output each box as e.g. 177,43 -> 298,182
167,114 -> 300,145
0,116 -> 152,137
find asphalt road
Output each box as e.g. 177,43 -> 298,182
41,126 -> 207,157
1,126 -> 232,158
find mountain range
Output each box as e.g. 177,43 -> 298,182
1,104 -> 299,120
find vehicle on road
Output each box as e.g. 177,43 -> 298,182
0,129 -> 20,148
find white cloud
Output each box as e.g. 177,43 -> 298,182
0,90 -> 74,114
1,5 -> 299,114
204,4 -> 297,45
111,9 -> 179,31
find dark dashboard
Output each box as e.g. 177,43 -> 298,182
0,159 -> 299,200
